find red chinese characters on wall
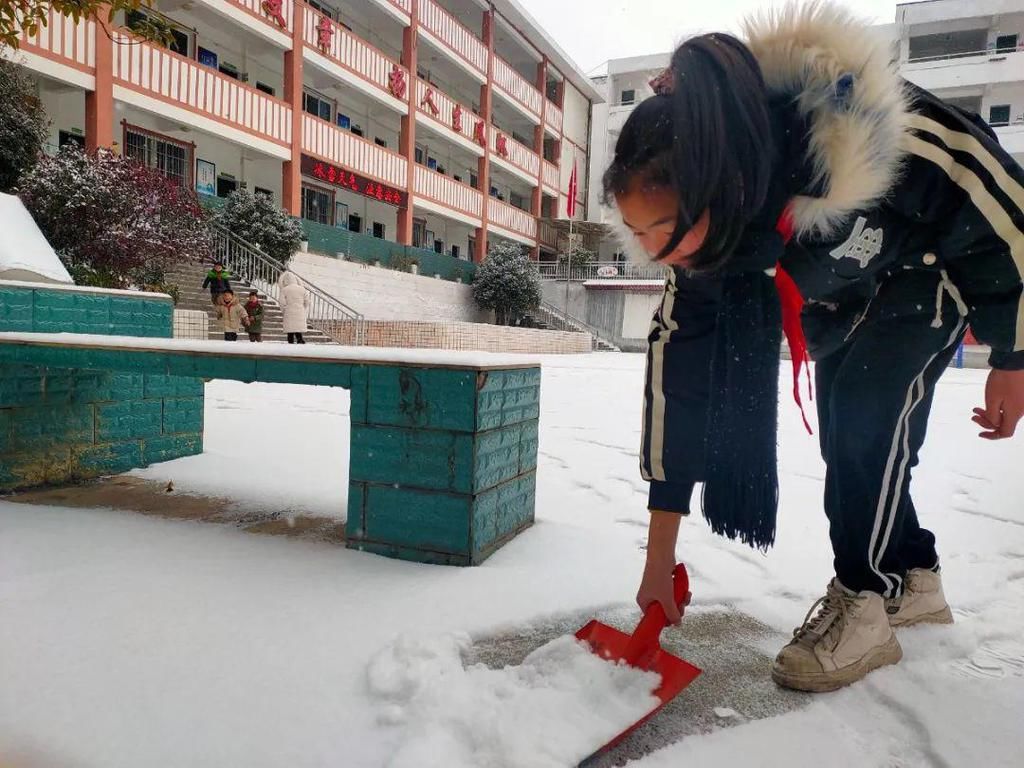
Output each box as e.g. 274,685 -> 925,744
388,65 -> 407,99
420,88 -> 439,116
496,133 -> 509,158
301,155 -> 407,207
316,15 -> 334,54
452,103 -> 463,133
473,121 -> 486,147
260,0 -> 287,28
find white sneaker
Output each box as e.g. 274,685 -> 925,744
772,579 -> 902,692
886,568 -> 953,627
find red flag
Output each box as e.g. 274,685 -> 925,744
566,156 -> 577,218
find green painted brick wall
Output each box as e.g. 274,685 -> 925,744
0,284 -> 203,492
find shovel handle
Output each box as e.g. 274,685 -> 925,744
623,563 -> 690,667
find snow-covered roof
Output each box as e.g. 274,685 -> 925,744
0,193 -> 73,285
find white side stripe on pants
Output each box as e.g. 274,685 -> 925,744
868,316 -> 965,597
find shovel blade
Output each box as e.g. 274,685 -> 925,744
574,619 -> 701,763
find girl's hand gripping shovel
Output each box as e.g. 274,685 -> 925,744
574,563 -> 701,764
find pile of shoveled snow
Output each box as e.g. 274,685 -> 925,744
367,633 -> 661,768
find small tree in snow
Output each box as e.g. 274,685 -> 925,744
214,189 -> 304,263
18,147 -> 211,289
0,59 -> 48,192
473,240 -> 541,326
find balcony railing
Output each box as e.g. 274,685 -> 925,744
16,7 -> 95,75
493,55 -> 542,118
418,0 -> 488,76
387,0 -> 412,14
226,0 -> 295,34
302,6 -> 406,100
544,100 -> 563,133
489,125 -> 540,178
542,160 -> 559,190
415,79 -> 485,146
906,45 -> 1023,64
301,114 -> 408,188
111,32 -> 292,147
414,165 -> 483,219
489,198 -> 537,240
536,261 -> 668,281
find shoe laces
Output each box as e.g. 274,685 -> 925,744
793,581 -> 858,650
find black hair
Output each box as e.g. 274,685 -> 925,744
248,289 -> 258,295
223,289 -> 234,296
602,33 -> 775,272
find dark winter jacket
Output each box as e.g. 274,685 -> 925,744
622,5 -> 1024,513
202,269 -> 232,295
244,300 -> 264,333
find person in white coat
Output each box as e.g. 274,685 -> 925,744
278,271 -> 309,344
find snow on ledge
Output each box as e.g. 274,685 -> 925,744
583,279 -> 665,292
0,332 -> 541,370
0,279 -> 172,301
0,193 -> 73,284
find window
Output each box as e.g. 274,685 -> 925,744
995,34 -> 1018,54
415,145 -> 425,165
412,219 -> 427,248
123,124 -> 192,187
989,104 -> 1011,126
451,244 -> 460,259
219,62 -> 240,81
303,90 -> 333,122
620,89 -> 636,105
301,184 -> 333,225
334,202 -> 349,229
468,236 -> 476,260
375,137 -> 388,148
307,0 -> 337,19
254,186 -> 274,199
351,125 -> 364,138
425,230 -> 435,247
434,240 -> 444,254
469,172 -> 478,189
255,82 -> 275,96
372,222 -> 386,239
58,130 -> 85,150
509,191 -> 526,210
216,176 -> 237,198
349,213 -> 362,233
126,10 -> 190,57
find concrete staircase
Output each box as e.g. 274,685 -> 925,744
163,262 -> 334,345
523,302 -> 620,352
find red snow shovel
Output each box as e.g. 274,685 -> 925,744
574,563 -> 702,765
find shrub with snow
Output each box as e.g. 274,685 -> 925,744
17,147 -> 211,291
472,240 -> 542,326
0,59 -> 48,193
214,189 -> 304,263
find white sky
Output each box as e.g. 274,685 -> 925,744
516,0 -> 904,75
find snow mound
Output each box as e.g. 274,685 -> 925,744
0,192 -> 72,284
367,633 -> 661,768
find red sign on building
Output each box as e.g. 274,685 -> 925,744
301,155 -> 407,207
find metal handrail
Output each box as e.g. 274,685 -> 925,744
210,223 -> 365,345
905,46 -> 1023,64
535,260 -> 668,282
531,301 -> 620,351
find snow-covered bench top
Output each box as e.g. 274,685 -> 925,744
0,332 -> 540,372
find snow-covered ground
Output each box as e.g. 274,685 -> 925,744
2,354 -> 1023,767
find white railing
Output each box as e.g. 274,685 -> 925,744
544,101 -> 563,133
228,0 -> 294,33
415,79 -> 485,144
414,165 -> 483,218
111,33 -> 292,146
542,160 -> 559,190
388,0 -> 412,13
302,7 -> 405,98
211,224 -> 365,345
17,7 -> 95,72
490,125 -> 540,177
301,114 -> 408,188
489,198 -> 537,239
536,260 -> 668,282
418,0 -> 488,75
493,55 -> 542,117
906,45 -> 1024,64
530,301 -> 619,352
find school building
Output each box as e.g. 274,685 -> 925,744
6,0 -> 601,265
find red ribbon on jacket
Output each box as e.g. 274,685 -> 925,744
774,207 -> 814,435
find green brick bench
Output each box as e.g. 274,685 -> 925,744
0,332 -> 541,566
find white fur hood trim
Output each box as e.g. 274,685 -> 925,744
743,1 -> 910,238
